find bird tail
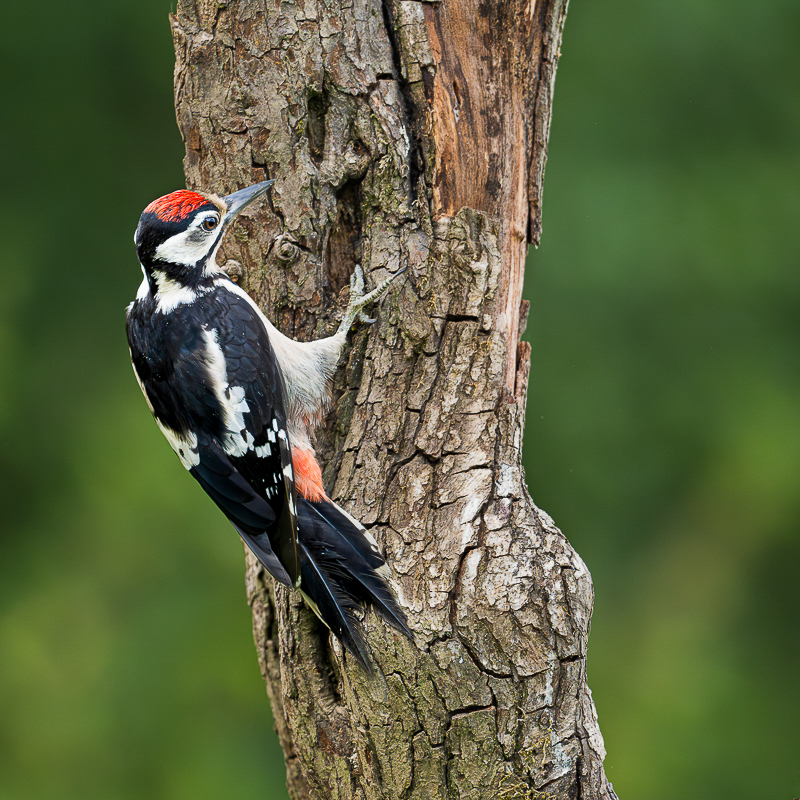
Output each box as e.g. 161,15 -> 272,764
295,496 -> 412,669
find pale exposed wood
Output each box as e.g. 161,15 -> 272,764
171,0 -> 616,797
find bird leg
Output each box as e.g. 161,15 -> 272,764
337,264 -> 406,336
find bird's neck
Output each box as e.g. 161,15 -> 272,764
136,256 -> 224,311
139,255 -> 223,295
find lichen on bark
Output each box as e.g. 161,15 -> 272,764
171,0 -> 616,797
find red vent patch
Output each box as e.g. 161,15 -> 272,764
144,190 -> 208,222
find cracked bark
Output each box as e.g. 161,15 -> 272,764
171,0 -> 616,797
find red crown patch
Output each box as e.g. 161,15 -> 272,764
144,190 -> 208,222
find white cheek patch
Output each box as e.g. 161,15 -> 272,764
155,223 -> 217,267
202,328 -> 256,458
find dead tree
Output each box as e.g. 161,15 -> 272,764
170,0 -> 615,797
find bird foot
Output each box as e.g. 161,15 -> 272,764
337,265 -> 405,336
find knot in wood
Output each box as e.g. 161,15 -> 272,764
274,234 -> 301,265
221,259 -> 243,283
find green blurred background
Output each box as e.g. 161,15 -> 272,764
1,0 -> 797,798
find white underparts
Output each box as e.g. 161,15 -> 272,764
299,589 -> 327,627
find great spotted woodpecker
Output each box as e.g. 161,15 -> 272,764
126,180 -> 411,668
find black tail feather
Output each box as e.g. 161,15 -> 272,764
296,496 -> 412,668
301,500 -> 412,639
298,541 -> 372,668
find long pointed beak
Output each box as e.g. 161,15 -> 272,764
222,180 -> 274,224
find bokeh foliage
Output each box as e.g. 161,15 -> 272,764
526,1 -> 800,797
0,1 -> 797,799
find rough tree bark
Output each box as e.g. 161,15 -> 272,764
171,1 -> 616,797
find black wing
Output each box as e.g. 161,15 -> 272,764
127,283 -> 300,588
198,285 -> 300,587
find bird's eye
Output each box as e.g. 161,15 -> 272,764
202,215 -> 219,231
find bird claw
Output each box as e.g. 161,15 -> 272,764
338,264 -> 405,336
349,264 -> 366,300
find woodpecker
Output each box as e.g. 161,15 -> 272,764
126,180 -> 411,668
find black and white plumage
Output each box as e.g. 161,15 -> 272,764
126,181 -> 410,668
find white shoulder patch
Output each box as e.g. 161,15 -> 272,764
202,328 -> 256,457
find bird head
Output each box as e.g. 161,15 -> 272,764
134,180 -> 274,284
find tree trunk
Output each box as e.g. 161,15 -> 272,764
171,1 -> 616,797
